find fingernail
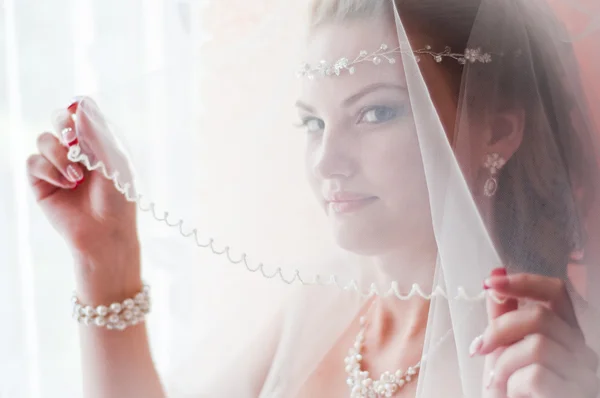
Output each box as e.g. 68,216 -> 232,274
491,267 -> 507,276
67,100 -> 79,114
66,164 -> 84,183
469,335 -> 484,357
487,290 -> 507,304
61,177 -> 77,189
485,276 -> 509,290
61,127 -> 78,146
485,370 -> 495,389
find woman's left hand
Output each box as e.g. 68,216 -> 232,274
473,269 -> 599,398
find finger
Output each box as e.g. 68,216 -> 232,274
486,268 -> 519,321
484,275 -> 598,371
75,96 -> 115,154
27,154 -> 76,199
478,304 -> 598,371
60,126 -> 79,148
506,364 -> 586,398
55,97 -> 133,186
479,304 -> 586,356
484,273 -> 580,330
491,334 -> 599,394
36,132 -> 86,185
477,268 -> 518,355
478,268 -> 519,398
56,97 -> 116,161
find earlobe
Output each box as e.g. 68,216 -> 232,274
485,110 -> 525,161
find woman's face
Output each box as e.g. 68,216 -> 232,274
297,17 -> 458,256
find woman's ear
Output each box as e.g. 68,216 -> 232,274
483,109 -> 525,161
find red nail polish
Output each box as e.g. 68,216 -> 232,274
67,101 -> 79,114
75,177 -> 85,187
483,280 -> 490,290
491,267 -> 507,277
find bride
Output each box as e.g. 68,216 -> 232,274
25,0 -> 600,396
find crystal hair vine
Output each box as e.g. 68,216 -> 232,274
296,43 -> 492,79
65,129 -> 500,302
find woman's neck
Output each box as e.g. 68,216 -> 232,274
373,236 -> 439,295
366,236 -> 438,349
359,295 -> 429,377
368,295 -> 430,349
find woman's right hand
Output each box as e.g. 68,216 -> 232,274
26,97 -> 141,301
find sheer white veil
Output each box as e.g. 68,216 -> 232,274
19,0 -> 600,396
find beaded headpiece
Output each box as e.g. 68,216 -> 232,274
297,43 -> 492,79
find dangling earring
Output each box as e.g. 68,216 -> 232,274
483,153 -> 505,197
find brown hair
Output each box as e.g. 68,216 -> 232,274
309,0 -> 598,275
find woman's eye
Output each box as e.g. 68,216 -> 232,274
359,106 -> 401,124
302,118 -> 325,133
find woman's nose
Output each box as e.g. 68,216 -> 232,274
312,128 -> 357,179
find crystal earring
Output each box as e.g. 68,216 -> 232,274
483,153 -> 506,197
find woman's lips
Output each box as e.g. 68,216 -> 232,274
325,194 -> 378,214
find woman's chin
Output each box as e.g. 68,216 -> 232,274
330,223 -> 392,256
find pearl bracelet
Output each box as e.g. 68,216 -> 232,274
72,284 -> 151,331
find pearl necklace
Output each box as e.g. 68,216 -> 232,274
344,310 -> 421,398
